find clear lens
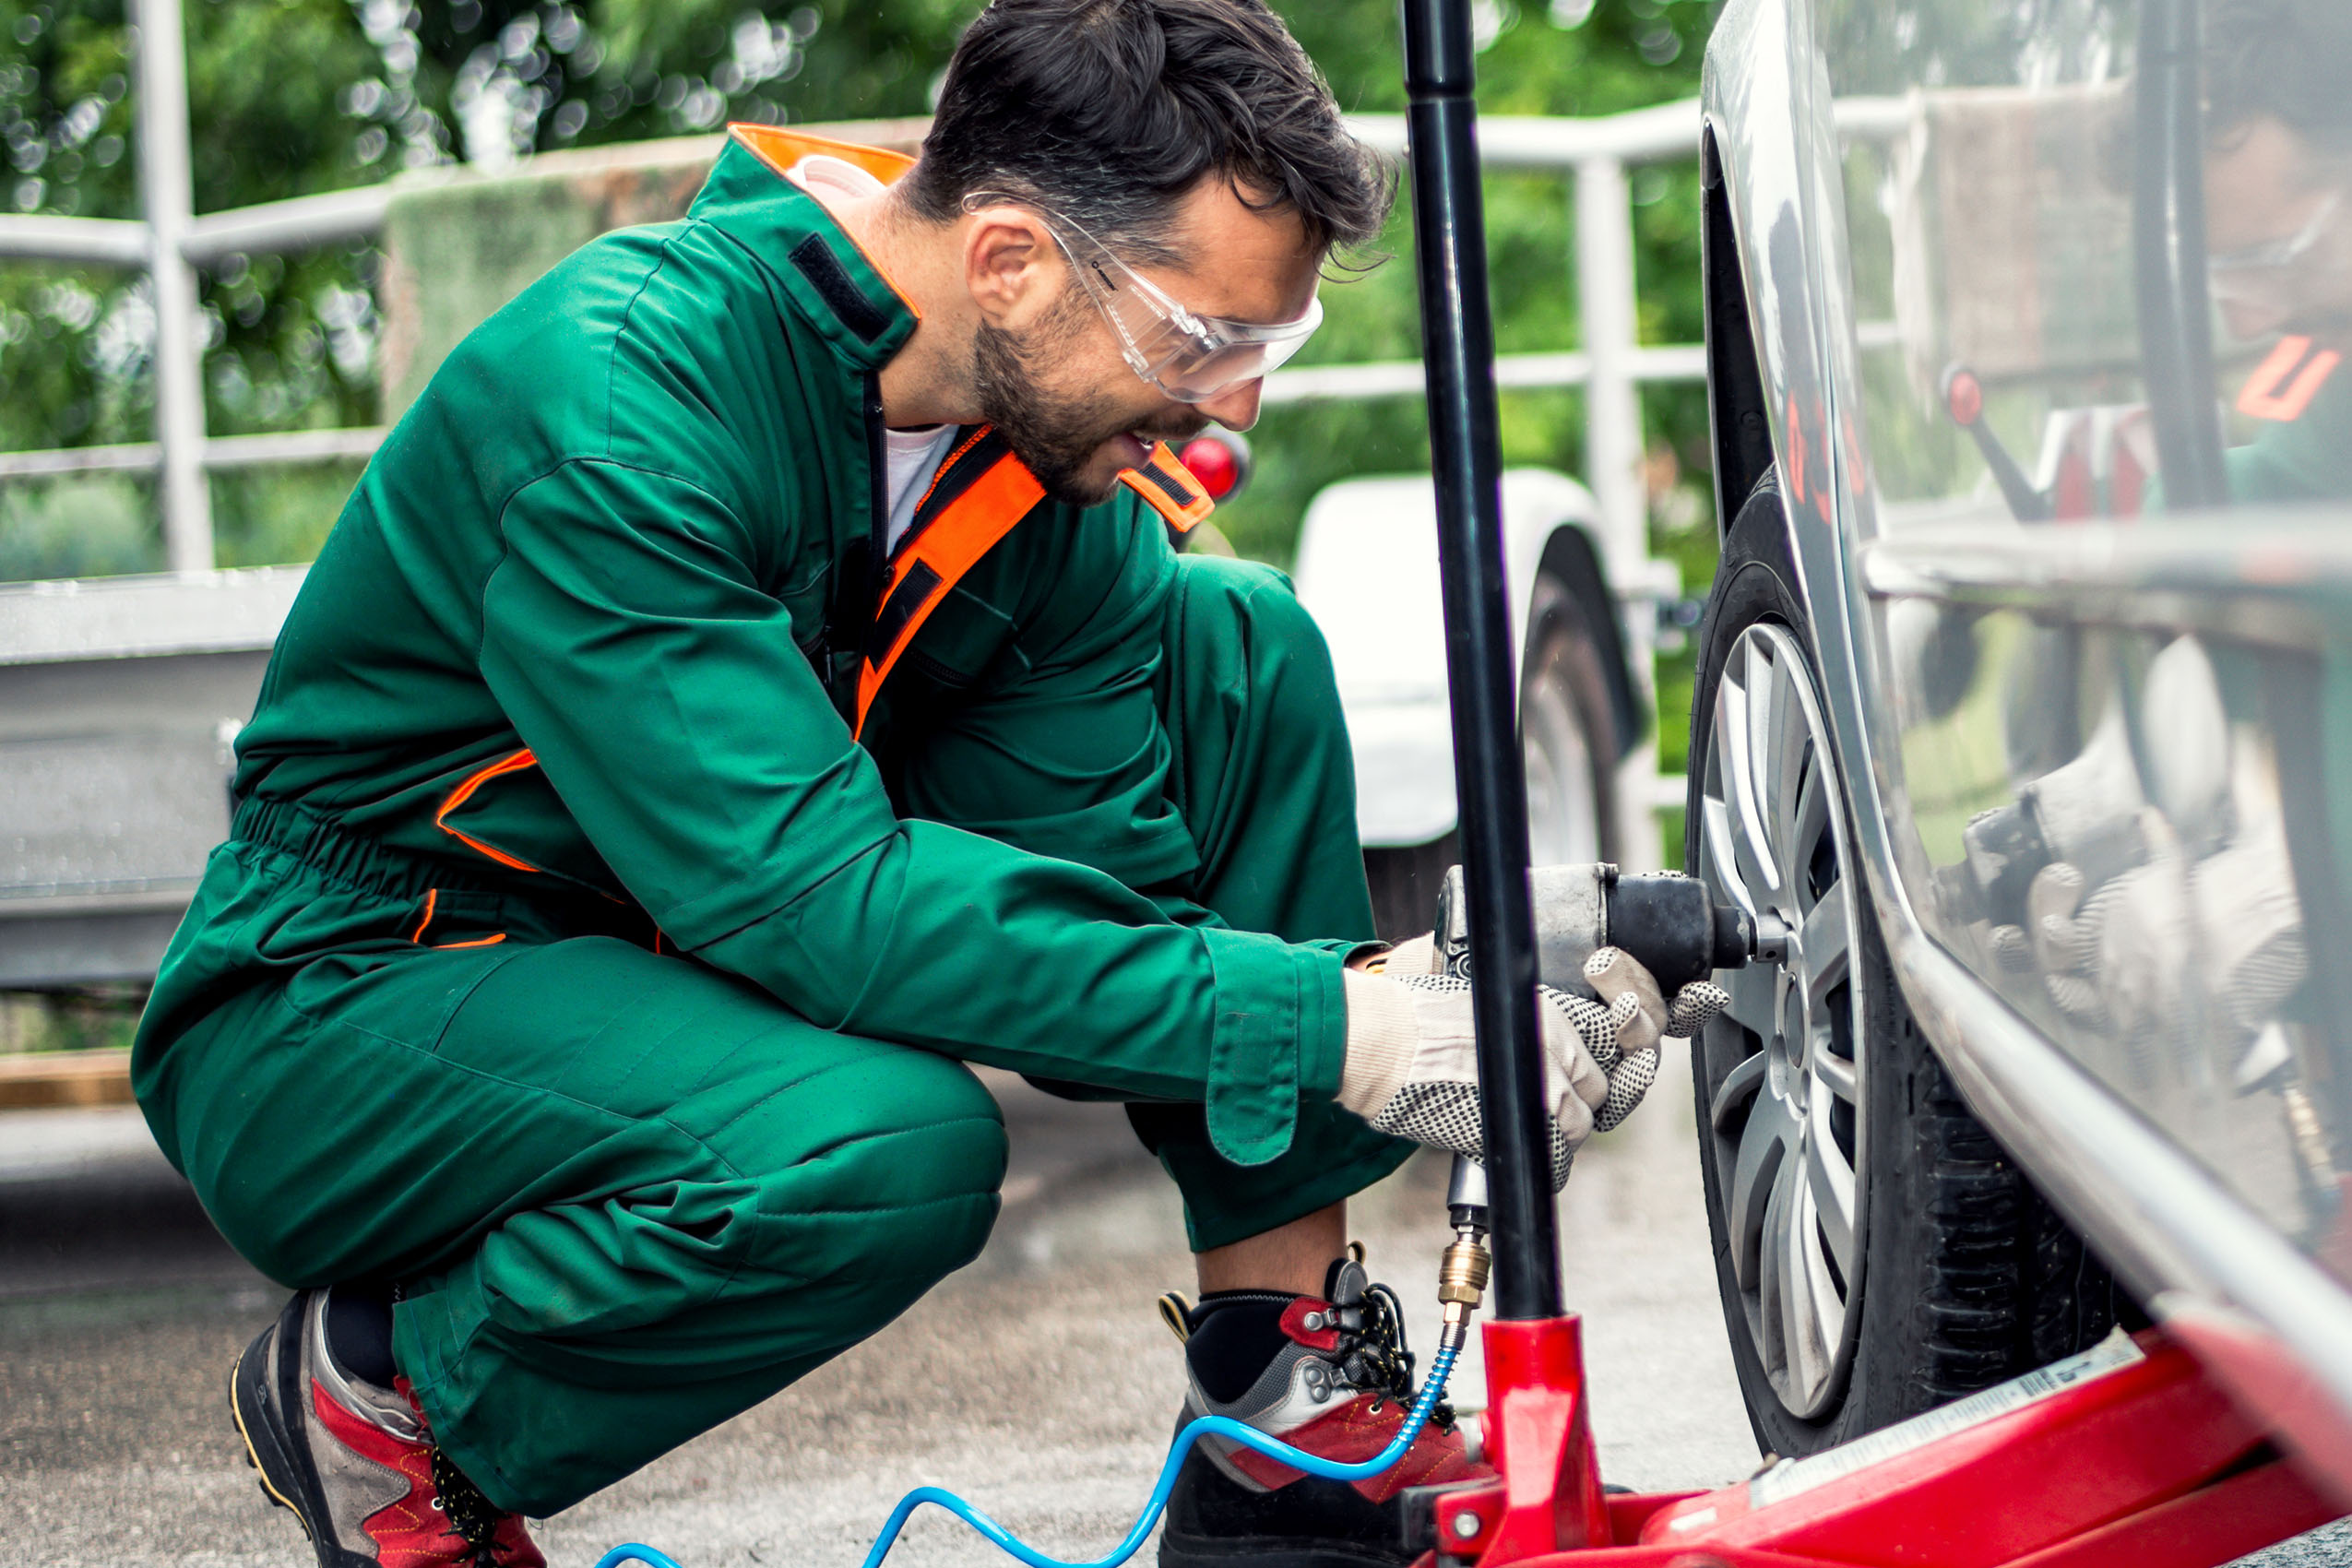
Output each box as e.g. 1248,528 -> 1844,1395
1144,312 -> 1324,401
972,190 -> 1323,402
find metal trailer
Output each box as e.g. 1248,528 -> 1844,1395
0,5 -> 1746,987
0,568 -> 300,992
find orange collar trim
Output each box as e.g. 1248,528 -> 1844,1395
728,123 -> 923,324
728,123 -> 916,186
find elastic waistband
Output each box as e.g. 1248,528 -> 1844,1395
232,796 -> 505,905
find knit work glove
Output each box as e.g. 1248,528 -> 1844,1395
1337,945 -> 1727,1187
1989,826 -> 2307,1085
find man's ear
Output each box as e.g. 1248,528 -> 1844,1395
964,206 -> 1065,330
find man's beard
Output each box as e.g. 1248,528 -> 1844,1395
972,304 -> 1202,505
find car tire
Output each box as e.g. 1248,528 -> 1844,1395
1686,480 -> 2119,1458
1362,562 -> 1623,944
1520,564 -> 1623,871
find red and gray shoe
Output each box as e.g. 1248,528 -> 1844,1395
231,1289 -> 544,1568
1157,1257 -> 1490,1567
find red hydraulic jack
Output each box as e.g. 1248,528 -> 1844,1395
1412,1319 -> 2340,1568
1396,0 -> 2346,1562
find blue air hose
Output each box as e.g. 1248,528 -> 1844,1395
589,1337 -> 1461,1568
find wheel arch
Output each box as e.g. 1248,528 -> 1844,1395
1702,123 -> 1777,547
1532,521 -> 1643,762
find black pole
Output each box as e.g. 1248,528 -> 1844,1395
1400,0 -> 1562,1322
2134,0 -> 2227,510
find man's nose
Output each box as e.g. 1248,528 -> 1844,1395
1196,380 -> 1264,434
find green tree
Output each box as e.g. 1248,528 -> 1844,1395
0,0 -> 1719,600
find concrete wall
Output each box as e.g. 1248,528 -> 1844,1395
377,119 -> 931,419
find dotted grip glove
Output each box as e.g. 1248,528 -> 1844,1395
1337,942 -> 1728,1188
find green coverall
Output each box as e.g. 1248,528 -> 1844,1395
131,133 -> 1412,1515
2228,369 -> 2352,502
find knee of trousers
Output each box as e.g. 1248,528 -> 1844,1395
734,1047 -> 1009,1305
1167,554 -> 1348,744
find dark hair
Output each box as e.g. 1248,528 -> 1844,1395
2205,0 -> 2352,159
903,0 -> 1392,265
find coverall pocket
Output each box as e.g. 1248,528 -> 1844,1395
279,943 -> 523,1055
252,883 -> 521,1056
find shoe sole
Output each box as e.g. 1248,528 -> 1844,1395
231,1299 -> 351,1568
1159,1536 -> 1415,1568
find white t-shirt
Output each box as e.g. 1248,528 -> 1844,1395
784,153 -> 952,554
882,423 -> 957,552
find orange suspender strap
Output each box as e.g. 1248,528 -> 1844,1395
1120,442 -> 1214,533
2239,334 -> 2343,423
855,450 -> 1046,739
434,747 -> 545,873
850,439 -> 1220,739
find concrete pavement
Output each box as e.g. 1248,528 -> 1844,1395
2,1051 -> 2342,1566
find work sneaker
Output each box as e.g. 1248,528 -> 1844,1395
1157,1256 -> 1489,1567
231,1289 -> 544,1568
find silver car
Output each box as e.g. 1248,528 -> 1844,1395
1692,0 -> 2352,1489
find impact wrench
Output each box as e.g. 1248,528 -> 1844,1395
591,861 -> 1759,1568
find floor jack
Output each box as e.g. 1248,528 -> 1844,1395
1390,0 -> 2348,1563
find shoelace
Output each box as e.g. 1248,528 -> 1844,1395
1332,1282 -> 1454,1431
432,1447 -> 523,1567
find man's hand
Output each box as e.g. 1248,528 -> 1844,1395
1336,944 -> 1727,1186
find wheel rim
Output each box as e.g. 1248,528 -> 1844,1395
1523,659 -> 1603,865
1696,623 -> 1867,1420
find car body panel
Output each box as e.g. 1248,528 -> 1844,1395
1702,0 -> 2352,1491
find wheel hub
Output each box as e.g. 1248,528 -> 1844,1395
1696,623 -> 1868,1420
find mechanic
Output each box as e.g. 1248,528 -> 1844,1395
134,3 -> 1719,1567
2201,0 -> 2352,502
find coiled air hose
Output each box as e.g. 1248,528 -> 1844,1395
589,1338 -> 1460,1568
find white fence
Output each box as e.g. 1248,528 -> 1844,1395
0,0 -> 1719,588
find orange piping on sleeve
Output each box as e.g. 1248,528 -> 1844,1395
410,888 -> 438,944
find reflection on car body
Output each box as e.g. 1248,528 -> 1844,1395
1694,0 -> 2352,1480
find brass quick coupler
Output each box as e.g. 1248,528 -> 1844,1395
1436,1230 -> 1491,1332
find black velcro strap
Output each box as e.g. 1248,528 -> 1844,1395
790,234 -> 892,344
868,559 -> 944,665
1141,457 -> 1199,508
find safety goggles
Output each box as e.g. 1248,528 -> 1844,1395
963,191 -> 1324,403
2209,190 -> 2342,297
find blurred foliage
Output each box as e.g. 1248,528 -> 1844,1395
1219,0 -> 1721,566
0,468 -> 153,577
0,987 -> 143,1051
0,0 -> 1722,609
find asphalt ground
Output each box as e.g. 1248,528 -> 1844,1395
2,1052 -> 2345,1567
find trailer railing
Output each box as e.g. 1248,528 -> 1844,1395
0,61 -> 1719,582
0,26 -> 1907,610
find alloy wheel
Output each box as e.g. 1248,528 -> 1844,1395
1696,622 -> 1867,1420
